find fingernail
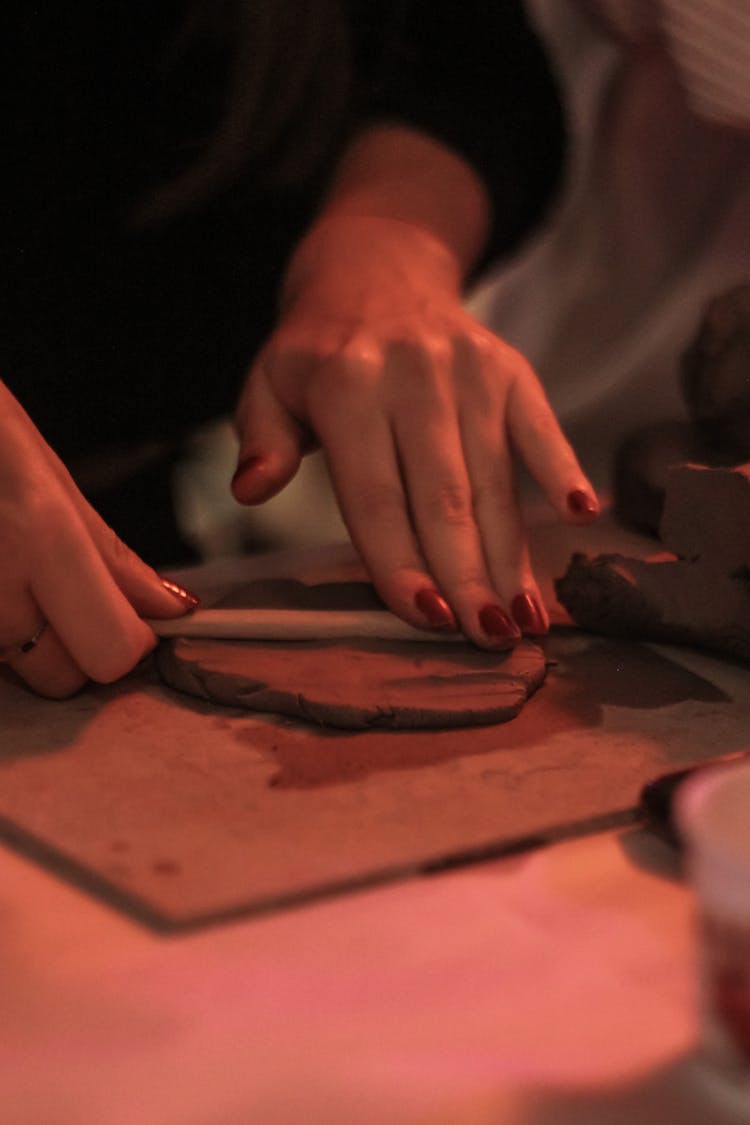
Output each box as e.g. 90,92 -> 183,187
567,489 -> 599,518
232,456 -> 265,489
511,592 -> 547,634
415,587 -> 456,629
478,604 -> 520,639
160,578 -> 201,611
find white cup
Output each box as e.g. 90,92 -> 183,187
677,761 -> 750,1101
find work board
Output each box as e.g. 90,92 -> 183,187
0,521 -> 747,931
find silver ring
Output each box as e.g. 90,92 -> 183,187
0,621 -> 48,662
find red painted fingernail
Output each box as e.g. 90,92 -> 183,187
232,456 -> 265,489
160,578 -> 201,611
415,587 -> 456,629
478,604 -> 520,638
511,592 -> 547,634
567,489 -> 599,518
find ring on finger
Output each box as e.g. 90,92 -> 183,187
0,621 -> 48,662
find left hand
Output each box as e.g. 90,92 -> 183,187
232,215 -> 597,648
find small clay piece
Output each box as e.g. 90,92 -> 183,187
156,579 -> 547,729
612,420 -> 716,537
557,462 -> 750,661
613,282 -> 750,535
682,283 -> 750,454
660,461 -> 750,570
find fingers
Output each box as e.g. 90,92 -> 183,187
39,439 -> 201,621
311,339 -> 518,648
0,533 -> 156,701
504,347 -> 599,523
76,501 -> 201,619
226,321 -> 593,650
0,380 -> 199,700
29,505 -> 158,686
387,340 -> 523,646
311,361 -> 459,635
231,356 -> 308,505
459,406 -> 549,636
316,332 -> 576,644
3,497 -> 185,699
0,590 -> 85,699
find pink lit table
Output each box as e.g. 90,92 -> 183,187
2,507 -> 749,1123
2,822 -> 746,1125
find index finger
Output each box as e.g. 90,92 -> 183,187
30,504 -> 156,684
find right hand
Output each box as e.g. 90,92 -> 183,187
0,380 -> 198,698
232,216 -> 599,649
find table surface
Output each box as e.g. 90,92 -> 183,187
2,820 -> 748,1125
2,514 -> 750,1124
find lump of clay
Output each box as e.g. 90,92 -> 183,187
682,283 -> 750,454
556,462 -> 750,661
614,283 -> 750,536
612,420 -> 716,538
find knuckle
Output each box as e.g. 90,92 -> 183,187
498,340 -> 537,384
409,330 -> 454,368
355,481 -> 407,526
419,331 -> 453,367
425,482 -> 474,527
463,327 -> 495,364
338,334 -> 380,370
448,569 -> 491,604
24,488 -> 68,543
311,347 -> 382,405
386,328 -> 452,369
520,403 -> 562,447
472,479 -> 513,517
89,628 -> 154,685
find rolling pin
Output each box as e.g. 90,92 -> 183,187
148,607 -> 468,644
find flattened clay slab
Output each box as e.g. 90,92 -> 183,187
157,636 -> 547,730
556,463 -> 750,660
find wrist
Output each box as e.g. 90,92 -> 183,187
280,213 -> 462,315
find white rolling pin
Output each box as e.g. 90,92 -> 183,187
148,608 -> 468,644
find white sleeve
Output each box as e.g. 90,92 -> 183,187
658,0 -> 750,128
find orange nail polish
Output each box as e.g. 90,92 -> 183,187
160,578 -> 200,610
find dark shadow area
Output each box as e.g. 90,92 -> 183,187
0,666 -> 122,760
551,630 -> 730,710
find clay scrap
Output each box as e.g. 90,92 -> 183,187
614,283 -> 750,535
556,462 -> 750,661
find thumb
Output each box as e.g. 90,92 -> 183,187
46,451 -> 201,621
232,362 -> 307,504
85,505 -> 201,619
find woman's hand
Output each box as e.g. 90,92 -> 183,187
0,381 -> 198,698
232,215 -> 598,648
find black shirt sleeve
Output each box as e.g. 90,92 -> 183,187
349,0 -> 567,270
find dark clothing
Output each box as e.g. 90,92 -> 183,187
1,1 -> 564,559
